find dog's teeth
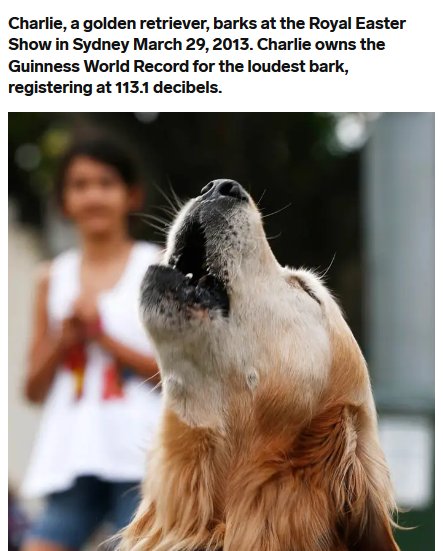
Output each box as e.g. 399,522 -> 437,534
186,273 -> 193,279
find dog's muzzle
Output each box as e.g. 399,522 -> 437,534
140,180 -> 250,320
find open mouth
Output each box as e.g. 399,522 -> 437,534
168,217 -> 230,315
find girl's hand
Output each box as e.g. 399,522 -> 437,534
72,295 -> 103,339
73,295 -> 99,323
59,316 -> 85,351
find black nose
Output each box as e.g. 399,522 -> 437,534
200,179 -> 248,202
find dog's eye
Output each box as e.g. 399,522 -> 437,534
289,276 -> 321,306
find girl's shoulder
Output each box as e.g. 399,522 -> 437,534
33,261 -> 52,294
32,250 -> 77,302
48,248 -> 80,276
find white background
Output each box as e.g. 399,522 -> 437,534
2,0 -> 440,548
1,1 -> 440,111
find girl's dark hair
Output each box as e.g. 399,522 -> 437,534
55,136 -> 141,205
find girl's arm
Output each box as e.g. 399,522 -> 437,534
96,333 -> 160,386
73,296 -> 161,386
24,264 -> 82,403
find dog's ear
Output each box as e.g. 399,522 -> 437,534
347,499 -> 401,551
332,406 -> 401,551
322,320 -> 401,551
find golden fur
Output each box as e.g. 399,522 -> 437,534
120,185 -> 400,551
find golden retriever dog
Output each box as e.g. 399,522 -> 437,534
120,180 -> 400,551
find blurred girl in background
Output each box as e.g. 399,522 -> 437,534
21,137 -> 162,551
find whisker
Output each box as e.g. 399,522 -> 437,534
256,188 -> 267,207
134,213 -> 171,227
266,232 -> 282,241
261,202 -> 293,219
318,252 -> 337,279
167,179 -> 185,210
150,380 -> 162,392
144,223 -> 169,234
134,372 -> 162,392
152,181 -> 182,214
152,204 -> 177,218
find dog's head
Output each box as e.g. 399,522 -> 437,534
130,181 -> 400,551
141,180 -> 363,429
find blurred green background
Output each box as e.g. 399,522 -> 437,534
9,112 -> 363,337
8,112 -> 434,550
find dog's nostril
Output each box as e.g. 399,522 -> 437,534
200,182 -> 215,196
218,181 -> 236,197
217,181 -> 248,201
200,179 -> 248,202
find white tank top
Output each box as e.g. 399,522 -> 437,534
21,242 -> 163,499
